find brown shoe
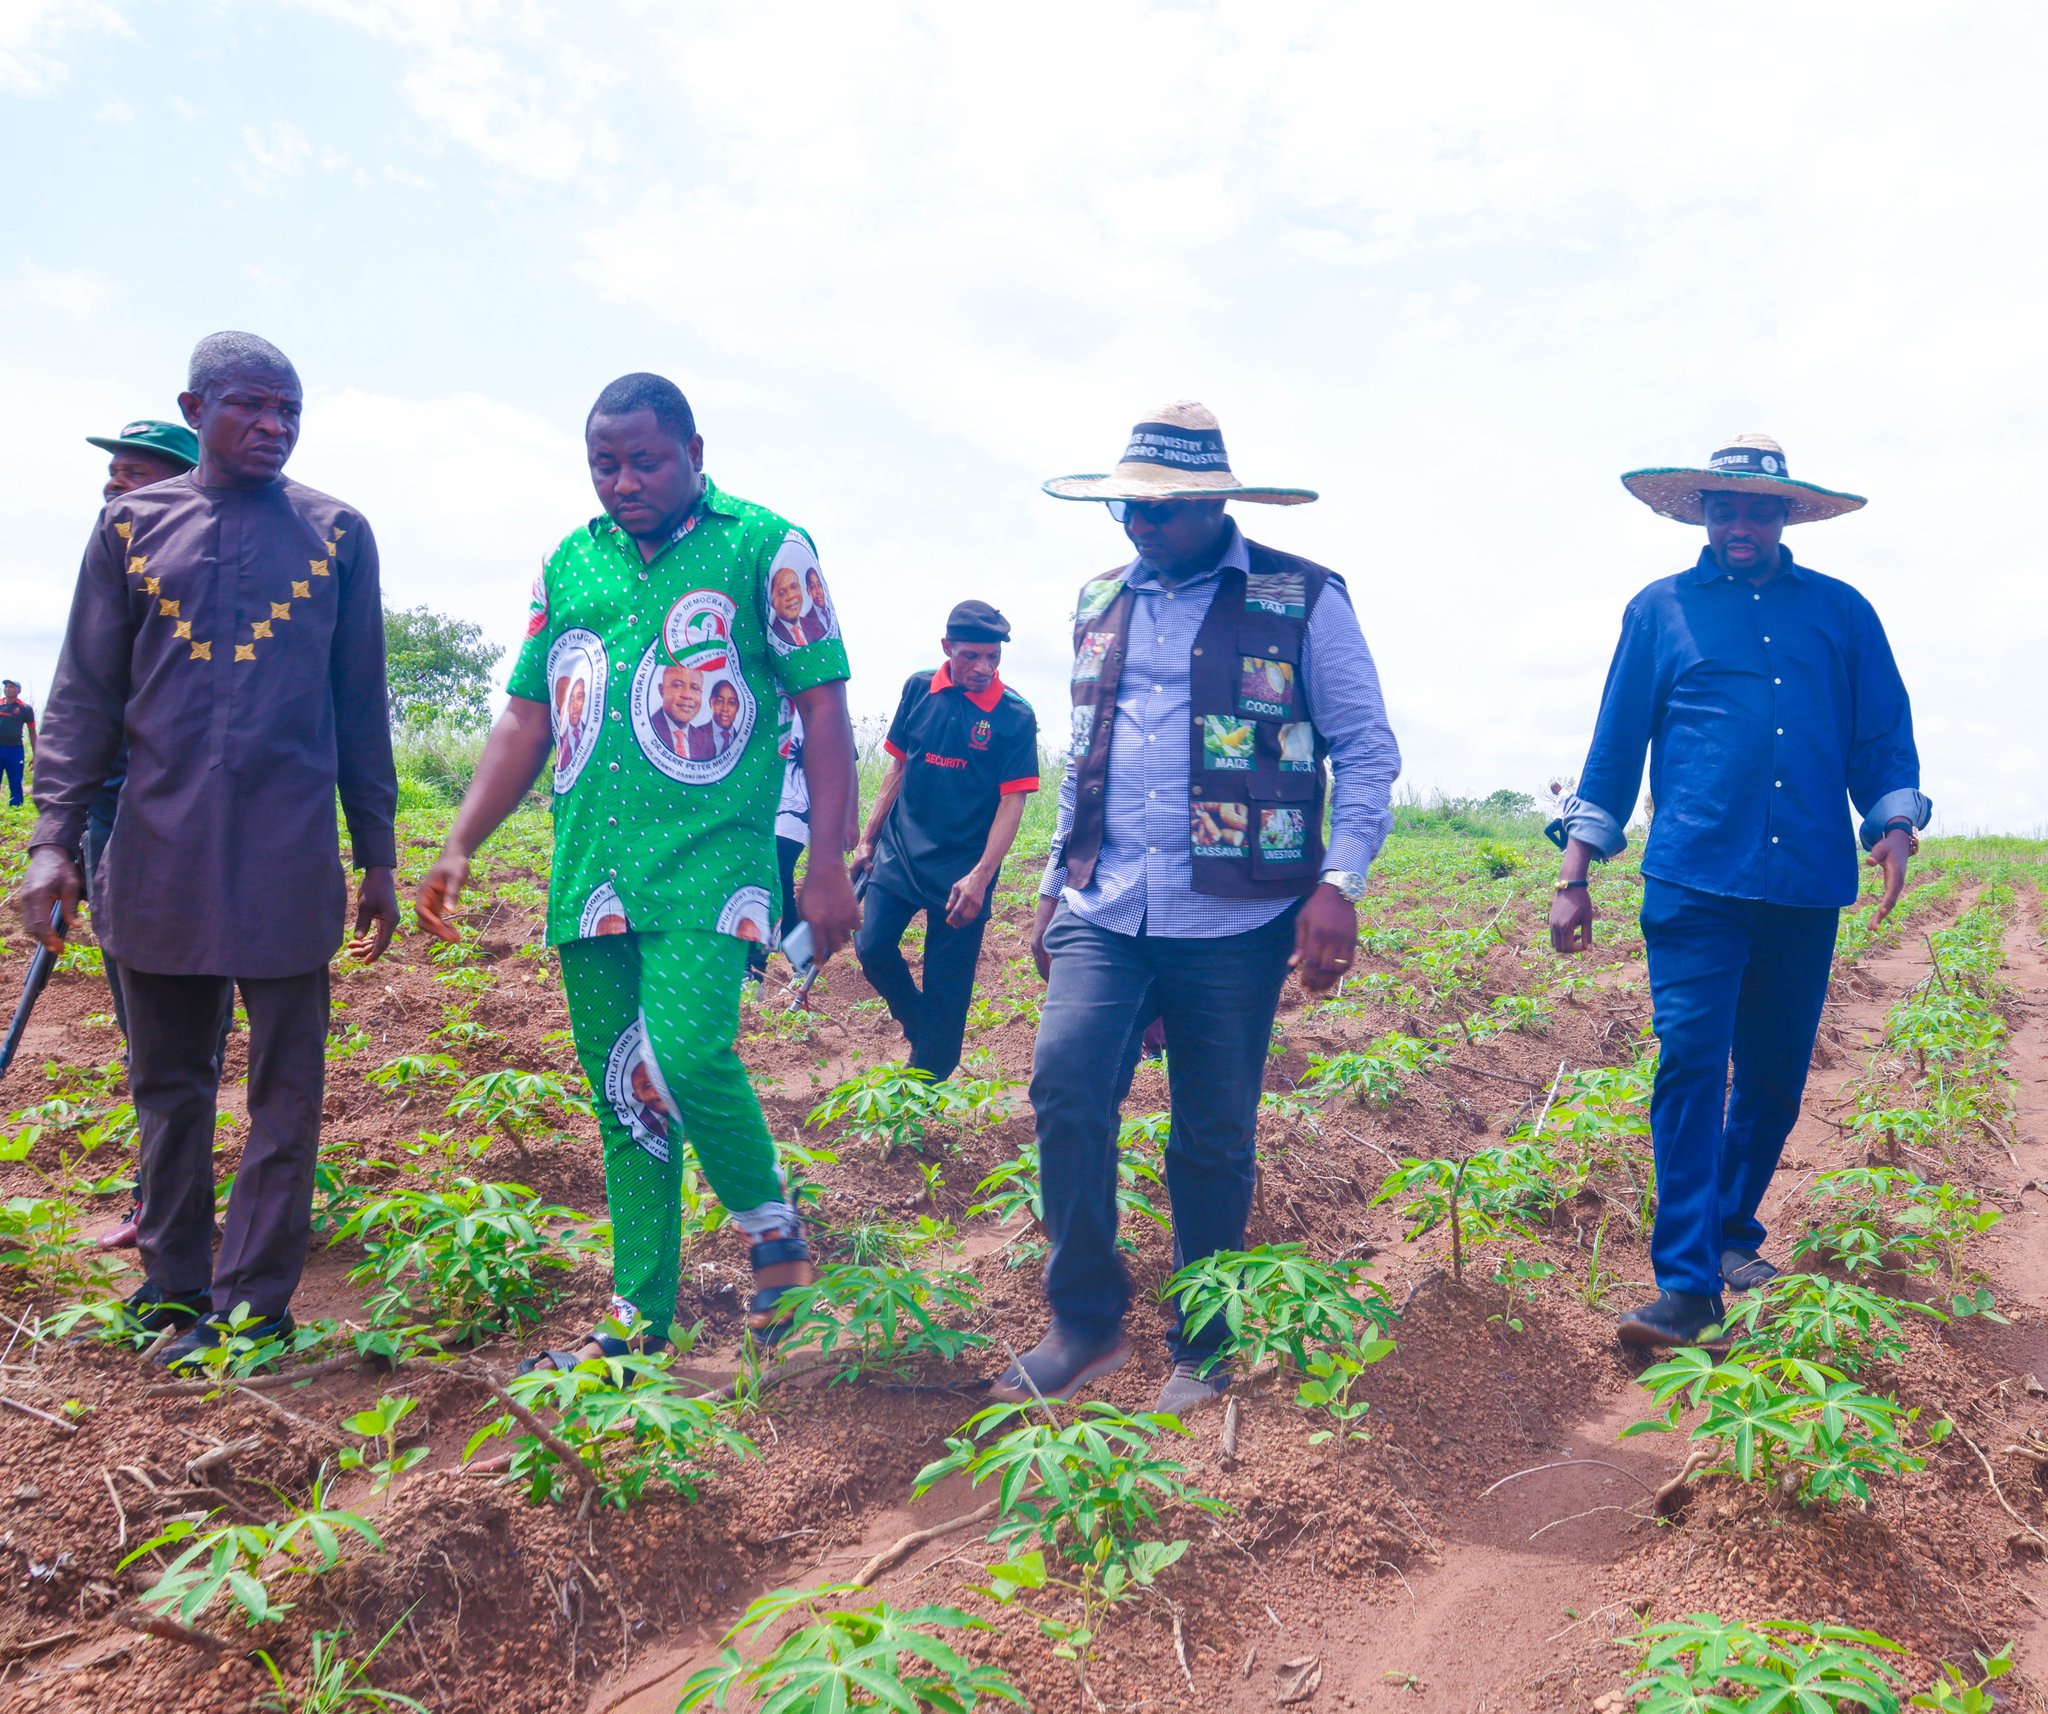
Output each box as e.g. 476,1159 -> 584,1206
989,1324 -> 1132,1404
95,1205 -> 142,1250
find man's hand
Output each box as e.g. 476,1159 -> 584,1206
850,841 -> 876,877
347,866 -> 401,963
945,869 -> 991,929
799,859 -> 861,962
1549,885 -> 1595,954
17,847 -> 82,953
1866,827 -> 1915,925
1289,882 -> 1357,996
1031,895 -> 1058,980
414,849 -> 470,944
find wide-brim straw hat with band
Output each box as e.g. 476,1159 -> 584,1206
1621,433 -> 1865,526
1042,400 -> 1318,505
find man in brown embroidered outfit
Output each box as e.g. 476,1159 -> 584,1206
19,332 -> 399,1367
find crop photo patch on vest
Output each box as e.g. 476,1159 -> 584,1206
1068,705 -> 1096,759
1276,721 -> 1316,773
1076,577 -> 1124,625
1191,799 -> 1250,856
1245,569 -> 1306,619
1073,630 -> 1116,684
1237,656 -> 1297,719
1258,806 -> 1309,862
1202,715 -> 1256,770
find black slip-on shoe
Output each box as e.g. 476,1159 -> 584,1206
1721,1248 -> 1781,1292
1154,1356 -> 1232,1416
1617,1291 -> 1727,1350
990,1324 -> 1133,1404
155,1309 -> 297,1370
74,1282 -> 208,1345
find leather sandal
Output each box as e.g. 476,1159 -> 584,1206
746,1225 -> 814,1349
518,1327 -> 673,1376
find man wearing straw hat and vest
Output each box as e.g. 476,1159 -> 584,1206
1549,435 -> 1929,1349
993,401 -> 1401,1413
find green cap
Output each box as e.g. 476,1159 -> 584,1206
86,418 -> 199,469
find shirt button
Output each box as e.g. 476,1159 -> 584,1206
1147,789 -> 1157,799
1773,677 -> 1782,685
1156,636 -> 1166,644
608,868 -> 617,879
627,615 -> 637,624
608,816 -> 619,827
1775,780 -> 1783,788
610,710 -> 621,721
1192,646 -> 1203,656
1776,727 -> 1784,735
1753,593 -> 1761,601
1762,635 -> 1771,642
1148,845 -> 1158,854
1147,733 -> 1157,743
609,762 -> 620,773
639,572 -> 649,582
1771,836 -> 1780,844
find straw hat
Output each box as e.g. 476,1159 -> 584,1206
1621,434 -> 1865,526
1043,400 -> 1317,505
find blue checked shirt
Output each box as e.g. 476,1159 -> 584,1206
1554,547 -> 1929,909
1040,522 -> 1401,938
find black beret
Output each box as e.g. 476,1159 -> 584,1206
945,599 -> 1010,643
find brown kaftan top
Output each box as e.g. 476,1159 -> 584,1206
30,473 -> 398,978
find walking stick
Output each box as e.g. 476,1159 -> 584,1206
0,904 -> 68,1084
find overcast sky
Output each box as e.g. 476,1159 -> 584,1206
4,1 -> 2042,832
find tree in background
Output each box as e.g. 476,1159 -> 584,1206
384,606 -> 504,731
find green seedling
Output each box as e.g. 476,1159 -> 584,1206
255,1615 -> 430,1713
338,1395 -> 428,1494
777,1261 -> 988,1379
1625,1612 -> 1902,1714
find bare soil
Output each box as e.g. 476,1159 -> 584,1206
2,837 -> 2045,1714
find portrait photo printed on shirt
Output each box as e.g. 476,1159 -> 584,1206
547,628 -> 608,794
577,880 -> 630,940
1068,704 -> 1096,759
1190,798 -> 1250,856
1072,630 -> 1117,684
632,589 -> 756,784
1074,577 -> 1123,626
1258,806 -> 1309,862
762,530 -> 839,656
715,884 -> 773,946
1237,656 -> 1297,719
1244,569 -> 1307,619
1202,714 -> 1257,771
604,1020 -> 674,1162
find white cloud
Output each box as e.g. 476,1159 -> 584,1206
0,0 -> 130,96
236,119 -> 316,188
5,263 -> 118,321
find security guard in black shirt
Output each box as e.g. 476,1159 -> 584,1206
853,601 -> 1039,1080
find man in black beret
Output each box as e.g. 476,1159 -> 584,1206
853,601 -> 1039,1081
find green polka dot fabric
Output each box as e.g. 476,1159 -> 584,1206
506,477 -> 850,949
560,929 -> 790,1330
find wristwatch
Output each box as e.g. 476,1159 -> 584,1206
1319,869 -> 1368,903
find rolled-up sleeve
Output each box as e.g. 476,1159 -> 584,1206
1844,597 -> 1929,850
30,520 -> 136,858
1303,578 -> 1400,876
330,518 -> 399,870
1554,599 -> 1658,859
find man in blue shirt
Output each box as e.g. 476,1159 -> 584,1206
1549,434 -> 1929,1347
996,402 -> 1401,1413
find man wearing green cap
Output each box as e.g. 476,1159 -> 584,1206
78,416 -> 204,1249
88,418 -> 201,506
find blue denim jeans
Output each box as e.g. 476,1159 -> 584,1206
1640,876 -> 1839,1296
0,745 -> 22,806
1031,900 -> 1298,1358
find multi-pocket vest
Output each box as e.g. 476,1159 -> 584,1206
1060,541 -> 1334,901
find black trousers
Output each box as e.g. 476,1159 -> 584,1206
854,881 -> 988,1082
121,963 -> 328,1318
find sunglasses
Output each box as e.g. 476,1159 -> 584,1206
1106,499 -> 1197,524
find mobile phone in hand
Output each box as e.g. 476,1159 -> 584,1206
778,919 -> 817,977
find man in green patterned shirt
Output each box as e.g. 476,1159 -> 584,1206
417,373 -> 859,1366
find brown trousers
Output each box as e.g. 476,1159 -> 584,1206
120,963 -> 328,1319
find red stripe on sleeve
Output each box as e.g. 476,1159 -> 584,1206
999,776 -> 1040,794
883,739 -> 906,760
